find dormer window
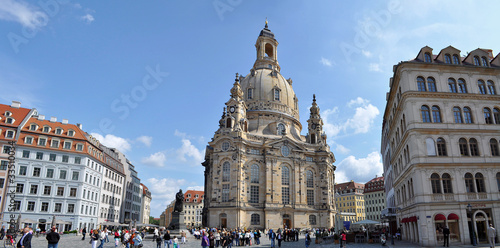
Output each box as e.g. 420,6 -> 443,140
424,53 -> 432,63
474,56 -> 480,66
4,111 -> 12,117
43,126 -> 50,133
29,124 -> 37,131
6,130 -> 15,139
25,136 -> 33,144
64,141 -> 72,149
6,118 -> 14,124
51,139 -> 60,148
55,128 -> 63,135
444,54 -> 451,64
187,194 -> 191,198
68,130 -> 74,136
76,144 -> 84,151
453,55 -> 460,64
195,194 -> 199,198
247,88 -> 253,100
481,56 -> 489,67
38,138 -> 47,146
274,88 -> 281,101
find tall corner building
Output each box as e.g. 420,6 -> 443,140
381,46 -> 500,246
202,23 -> 337,229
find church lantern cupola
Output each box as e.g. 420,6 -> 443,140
253,20 -> 280,72
307,94 -> 326,145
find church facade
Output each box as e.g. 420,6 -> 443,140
202,23 -> 337,230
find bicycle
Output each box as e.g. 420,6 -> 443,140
3,235 -> 16,248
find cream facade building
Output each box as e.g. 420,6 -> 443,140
364,176 -> 385,222
382,46 -> 500,246
202,23 -> 337,230
334,181 -> 365,223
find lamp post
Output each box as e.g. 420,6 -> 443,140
467,204 -> 477,246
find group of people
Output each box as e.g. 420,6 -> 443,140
81,227 -> 146,248
0,225 -> 60,248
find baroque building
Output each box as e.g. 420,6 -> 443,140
334,181 -> 366,222
381,46 -> 500,246
202,23 -> 337,229
364,176 -> 385,222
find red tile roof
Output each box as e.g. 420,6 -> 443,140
184,190 -> 204,203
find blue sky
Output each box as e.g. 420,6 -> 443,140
1,0 -> 499,217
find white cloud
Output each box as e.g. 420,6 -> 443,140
320,57 -> 334,67
362,50 -> 372,58
141,152 -> 166,167
81,13 -> 94,24
322,98 -> 380,137
91,133 -> 132,152
0,0 -> 48,29
177,139 -> 204,164
335,144 -> 351,155
146,178 -> 203,217
336,151 -> 383,183
136,135 -> 152,147
368,63 -> 382,72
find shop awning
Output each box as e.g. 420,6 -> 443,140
409,216 -> 417,222
448,213 -> 459,220
434,214 -> 446,221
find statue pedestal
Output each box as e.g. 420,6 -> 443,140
169,212 -> 187,234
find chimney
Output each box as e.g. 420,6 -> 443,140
50,117 -> 57,123
11,101 -> 21,108
77,123 -> 83,130
38,115 -> 45,121
62,119 -> 68,124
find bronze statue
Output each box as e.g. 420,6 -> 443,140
174,189 -> 184,212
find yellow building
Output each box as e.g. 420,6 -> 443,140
335,181 -> 365,222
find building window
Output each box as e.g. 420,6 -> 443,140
51,140 -> 59,148
251,164 -> 259,183
463,107 -> 473,124
457,79 -> 467,93
33,167 -> 41,177
469,138 -> 479,156
54,203 -> 62,212
46,169 -> 54,178
27,201 -> 35,211
12,201 -> 20,211
465,173 -> 475,193
427,77 -> 436,92
43,126 -> 50,132
421,105 -> 431,123
62,155 -> 69,163
36,152 -> 43,160
274,88 -> 280,101
70,188 -> 77,197
437,138 -> 447,156
41,202 -> 49,212
431,173 -> 441,194
459,138 -> 469,156
497,172 -> 500,192
22,150 -> 30,158
75,157 -> 81,164
306,170 -> 314,188
68,204 -> 75,213
221,141 -> 230,152
432,106 -> 441,123
16,183 -> 24,193
0,161 -> 7,170
72,171 -> 79,181
307,189 -> 314,206
442,173 -> 453,193
277,123 -> 286,135
417,77 -> 426,91
250,185 -> 259,203
30,184 -> 38,194
43,186 -> 51,195
490,139 -> 500,156
281,145 -> 290,157
29,124 -> 37,131
60,170 -> 67,180
282,187 -> 290,204
68,130 -> 74,136
251,214 -> 260,225
282,166 -> 290,186
487,81 -> 496,95
6,130 -> 14,139
478,80 -> 487,94
453,54 -> 460,64
55,128 -> 62,135
57,187 -> 64,196
49,154 -> 56,161
64,142 -> 71,149
424,53 -> 432,63
222,184 -> 229,202
25,137 -> 33,144
484,108 -> 493,124
475,173 -> 486,193
247,88 -> 253,100
19,166 -> 27,176
453,107 -> 463,123
448,78 -> 458,93
222,162 -> 230,182
481,57 -> 489,67
444,54 -> 452,64
309,215 -> 317,225
474,56 -> 480,66
76,144 -> 84,151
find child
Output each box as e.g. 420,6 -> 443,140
173,235 -> 179,248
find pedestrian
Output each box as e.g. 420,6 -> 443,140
17,227 -> 33,248
164,230 -> 171,248
202,232 -> 210,248
82,227 -> 87,240
340,232 -> 346,248
304,232 -> 311,248
181,230 -> 187,244
269,230 -> 276,248
215,230 -> 221,247
488,224 -> 496,248
442,226 -> 450,247
133,231 -> 143,248
154,227 -> 159,240
277,231 -> 282,248
114,230 -> 121,248
0,226 -> 5,240
46,226 -> 60,248
156,233 -> 163,248
90,229 -> 99,248
209,232 -> 215,248
173,236 -> 179,248
123,230 -> 131,248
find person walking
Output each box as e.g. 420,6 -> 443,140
90,229 -> 99,248
156,234 -> 163,248
164,230 -> 171,248
154,227 -> 159,240
269,230 -> 276,248
17,227 -> 33,248
202,232 -> 210,248
173,236 -> 179,248
215,231 -> 221,247
181,230 -> 187,244
46,226 -> 60,248
132,231 -> 143,248
488,224 -> 496,248
209,232 -> 215,248
340,232 -> 346,248
97,229 -> 107,248
304,232 -> 311,248
442,226 -> 450,247
0,226 -> 5,240
82,227 -> 87,240
277,231 -> 282,248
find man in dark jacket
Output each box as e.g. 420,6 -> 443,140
0,226 -> 5,240
17,227 -> 32,248
82,227 -> 87,240
442,226 -> 450,247
46,226 -> 60,248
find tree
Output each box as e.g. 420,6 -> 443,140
149,216 -> 160,225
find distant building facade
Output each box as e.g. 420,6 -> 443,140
140,183 -> 152,224
183,190 -> 204,227
98,145 -> 125,226
334,181 -> 365,222
382,46 -> 500,246
364,176 -> 385,222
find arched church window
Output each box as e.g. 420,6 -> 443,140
226,118 -> 232,128
222,162 -> 230,182
251,164 -> 259,183
310,134 -> 316,144
277,123 -> 286,135
274,88 -> 281,101
309,215 -> 317,225
247,88 -> 253,100
306,170 -> 313,188
265,43 -> 273,58
282,166 -> 290,186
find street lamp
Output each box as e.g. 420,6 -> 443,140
467,204 -> 477,246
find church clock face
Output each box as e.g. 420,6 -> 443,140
311,124 -> 316,129
229,106 -> 235,113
